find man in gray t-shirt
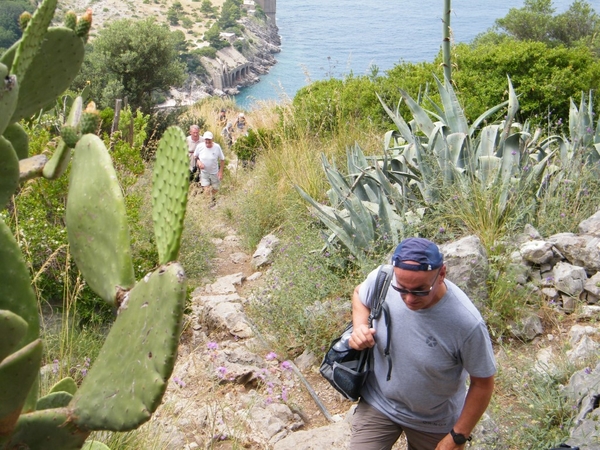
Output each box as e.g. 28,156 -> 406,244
349,237 -> 496,450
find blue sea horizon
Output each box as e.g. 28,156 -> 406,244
235,0 -> 574,110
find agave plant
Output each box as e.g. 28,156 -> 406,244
297,75 -> 564,262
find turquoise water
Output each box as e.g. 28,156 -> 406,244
236,0 -> 574,109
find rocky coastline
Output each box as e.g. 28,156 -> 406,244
165,16 -> 282,107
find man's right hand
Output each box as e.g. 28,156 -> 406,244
349,324 -> 375,350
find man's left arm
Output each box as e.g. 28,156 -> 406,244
435,375 -> 495,450
218,156 -> 225,180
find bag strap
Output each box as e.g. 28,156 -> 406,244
364,264 -> 394,379
367,264 -> 393,327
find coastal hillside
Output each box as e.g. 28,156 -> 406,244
55,0 -> 280,100
58,0 -> 228,39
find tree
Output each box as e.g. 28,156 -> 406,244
73,18 -> 186,112
492,0 -> 599,49
495,0 -> 555,42
219,0 -> 242,29
0,0 -> 34,50
451,39 -> 600,122
204,22 -> 230,50
551,0 -> 600,46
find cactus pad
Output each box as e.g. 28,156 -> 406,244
0,219 -> 39,350
70,263 -> 186,431
0,137 -> 19,210
0,63 -> 19,136
152,126 -> 189,265
2,27 -> 85,123
0,339 -> 43,438
66,134 -> 135,305
36,391 -> 73,410
49,376 -> 78,395
3,122 -> 29,160
11,0 -> 57,83
4,408 -> 89,450
0,310 -> 28,363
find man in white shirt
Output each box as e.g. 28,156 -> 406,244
194,131 -> 225,205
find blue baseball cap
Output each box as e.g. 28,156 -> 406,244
392,237 -> 443,271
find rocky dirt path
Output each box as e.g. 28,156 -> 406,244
147,188 -> 362,449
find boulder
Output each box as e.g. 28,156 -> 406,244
440,235 -> 488,309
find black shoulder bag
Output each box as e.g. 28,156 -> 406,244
319,264 -> 394,401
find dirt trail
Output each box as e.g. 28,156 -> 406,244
149,182 -> 354,449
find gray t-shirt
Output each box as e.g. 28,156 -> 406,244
358,268 -> 496,433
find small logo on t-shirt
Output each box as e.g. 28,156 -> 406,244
425,336 -> 438,347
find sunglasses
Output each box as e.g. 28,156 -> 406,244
391,268 -> 441,297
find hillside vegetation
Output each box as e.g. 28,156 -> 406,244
3,0 -> 600,448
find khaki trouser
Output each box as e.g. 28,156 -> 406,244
349,401 -> 448,450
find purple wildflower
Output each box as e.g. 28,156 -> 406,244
207,341 -> 218,350
281,361 -> 292,371
217,366 -> 227,379
172,376 -> 186,388
266,351 -> 278,361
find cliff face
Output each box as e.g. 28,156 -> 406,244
206,16 -> 281,96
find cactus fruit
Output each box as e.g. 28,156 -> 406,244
61,125 -> 80,149
66,135 -> 135,305
152,126 -> 190,265
64,11 -> 77,31
19,12 -> 32,31
80,104 -> 101,135
76,9 -> 93,43
2,122 -> 29,160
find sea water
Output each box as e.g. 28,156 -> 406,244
235,0 -> 574,109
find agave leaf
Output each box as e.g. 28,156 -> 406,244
433,73 -> 469,135
469,100 -> 509,138
383,130 -> 405,151
347,142 -> 369,173
478,155 -> 502,187
295,186 -> 364,258
499,133 -> 522,185
476,125 -> 501,159
377,93 -> 414,144
500,76 -> 520,142
413,137 -> 439,203
446,132 -> 468,169
399,88 -> 435,137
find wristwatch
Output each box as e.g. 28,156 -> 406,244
450,428 -> 472,445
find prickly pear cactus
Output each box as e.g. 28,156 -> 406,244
153,126 -> 190,265
66,134 -> 136,305
0,0 -> 190,448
